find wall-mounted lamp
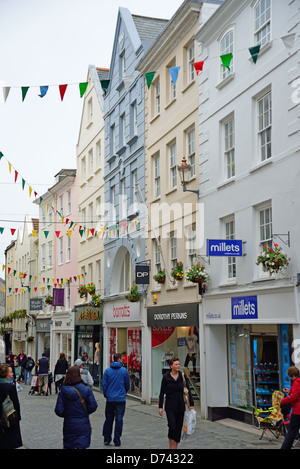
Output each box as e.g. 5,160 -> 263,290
177,156 -> 199,197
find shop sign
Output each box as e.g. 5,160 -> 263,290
207,239 -> 243,257
231,296 -> 258,320
135,265 -> 150,285
53,288 -> 64,306
30,298 -> 43,311
78,309 -> 101,321
147,304 -> 198,327
104,300 -> 140,322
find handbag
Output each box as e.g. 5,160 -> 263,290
72,386 -> 92,435
1,394 -> 18,429
182,374 -> 190,408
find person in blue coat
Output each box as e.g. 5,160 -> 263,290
102,353 -> 130,446
54,366 -> 98,449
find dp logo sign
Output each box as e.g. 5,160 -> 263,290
135,265 -> 150,285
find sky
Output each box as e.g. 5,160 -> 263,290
0,0 -> 184,277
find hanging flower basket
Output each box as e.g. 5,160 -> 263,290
26,336 -> 34,343
125,285 -> 142,302
256,243 -> 289,276
45,295 -> 52,305
153,270 -> 166,284
86,283 -> 96,295
171,262 -> 184,280
78,284 -> 88,298
89,294 -> 103,307
186,264 -> 210,284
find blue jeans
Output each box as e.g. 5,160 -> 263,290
102,401 -> 126,446
24,369 -> 32,385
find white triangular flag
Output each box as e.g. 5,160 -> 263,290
3,87 -> 10,102
281,33 -> 296,53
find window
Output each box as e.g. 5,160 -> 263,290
96,197 -> 102,228
187,43 -> 195,84
168,60 -> 176,102
154,79 -> 160,116
82,207 -> 86,239
96,140 -> 101,167
224,117 -> 235,179
259,205 -> 272,249
132,169 -> 138,210
81,157 -> 86,182
120,113 -> 126,146
66,236 -> 71,262
254,0 -> 271,46
186,223 -> 196,269
170,231 -> 177,270
119,251 -> 132,293
66,190 -> 71,215
154,240 -> 162,286
220,29 -> 234,81
111,124 -> 116,155
186,128 -> 195,178
59,237 -> 63,265
258,91 -> 272,161
88,148 -> 94,174
41,245 -> 46,271
120,51 -> 125,80
96,260 -> 101,293
88,263 -> 93,284
120,178 -> 126,219
110,185 -> 116,223
59,195 -> 63,217
153,153 -> 160,198
225,219 -> 236,279
88,98 -> 93,122
41,206 -> 46,229
89,203 -> 93,235
168,141 -> 177,190
48,241 -> 53,269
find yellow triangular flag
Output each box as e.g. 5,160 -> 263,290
21,288 -> 24,294
32,230 -> 37,238
41,286 -> 44,292
29,186 -> 32,197
8,161 -> 11,173
67,230 -> 72,238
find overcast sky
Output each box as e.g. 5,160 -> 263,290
0,0 -> 184,276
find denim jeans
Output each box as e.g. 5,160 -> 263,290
102,401 -> 126,446
24,369 -> 32,385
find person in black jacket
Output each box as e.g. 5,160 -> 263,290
54,353 -> 69,393
0,363 -> 23,449
159,357 -> 194,449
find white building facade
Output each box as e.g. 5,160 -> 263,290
195,0 -> 300,422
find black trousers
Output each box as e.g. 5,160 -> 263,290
281,414 -> 300,449
166,409 -> 185,443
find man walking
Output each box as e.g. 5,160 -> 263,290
102,353 -> 130,447
37,352 -> 49,396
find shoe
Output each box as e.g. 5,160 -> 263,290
104,440 -> 111,445
114,441 -> 121,447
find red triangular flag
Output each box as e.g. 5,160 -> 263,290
14,170 -> 18,183
193,60 -> 205,75
34,287 -> 37,292
10,228 -> 16,235
55,231 -> 60,238
90,228 -> 95,237
59,84 -> 68,101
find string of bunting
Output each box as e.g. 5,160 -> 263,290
2,81 -> 89,103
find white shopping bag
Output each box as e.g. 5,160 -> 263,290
182,409 -> 197,440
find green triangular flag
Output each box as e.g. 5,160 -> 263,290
21,87 -> 29,102
22,179 -> 25,190
0,227 -> 4,234
79,229 -> 84,237
220,53 -> 233,71
145,72 -> 156,89
0,152 -> 3,160
79,82 -> 88,98
28,287 -> 31,293
100,80 -> 110,91
249,45 -> 261,64
44,231 -> 49,238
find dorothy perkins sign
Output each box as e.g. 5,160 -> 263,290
207,239 -> 243,257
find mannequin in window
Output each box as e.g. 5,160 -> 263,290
184,327 -> 198,377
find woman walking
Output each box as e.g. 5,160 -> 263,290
159,357 -> 194,449
0,363 -> 23,449
54,352 -> 69,393
54,366 -> 98,449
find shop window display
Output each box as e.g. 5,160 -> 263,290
151,326 -> 199,400
109,327 -> 142,397
76,325 -> 101,384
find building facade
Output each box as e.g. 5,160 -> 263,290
195,0 -> 300,421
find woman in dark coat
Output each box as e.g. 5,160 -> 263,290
54,352 -> 69,393
54,366 -> 98,449
0,363 -> 23,449
159,357 -> 194,449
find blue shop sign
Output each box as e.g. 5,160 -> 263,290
207,239 -> 243,257
231,296 -> 258,320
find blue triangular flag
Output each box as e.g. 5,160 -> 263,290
169,66 -> 180,85
39,86 -> 49,98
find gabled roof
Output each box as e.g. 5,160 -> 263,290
132,15 -> 168,46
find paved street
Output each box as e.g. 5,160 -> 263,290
12,383 -> 291,452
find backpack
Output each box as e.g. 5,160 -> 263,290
26,358 -> 34,370
0,394 -> 18,429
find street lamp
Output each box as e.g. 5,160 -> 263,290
177,156 -> 199,197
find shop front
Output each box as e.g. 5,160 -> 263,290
36,317 -> 51,360
50,312 -> 74,372
74,303 -> 103,387
147,303 -> 200,402
202,285 -> 300,423
103,299 -> 143,399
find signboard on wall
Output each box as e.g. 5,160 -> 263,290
147,304 -> 198,327
30,298 -> 43,311
207,239 -> 243,257
53,288 -> 64,306
135,265 -> 150,284
104,299 -> 141,322
231,296 -> 258,320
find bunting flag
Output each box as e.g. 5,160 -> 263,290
59,84 -> 68,101
249,45 -> 261,64
3,87 -> 10,102
281,33 -> 296,53
79,82 -> 88,98
169,66 -> 180,85
21,86 -> 29,102
220,53 -> 233,71
193,61 -> 205,74
39,86 -> 49,98
145,71 -> 156,89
